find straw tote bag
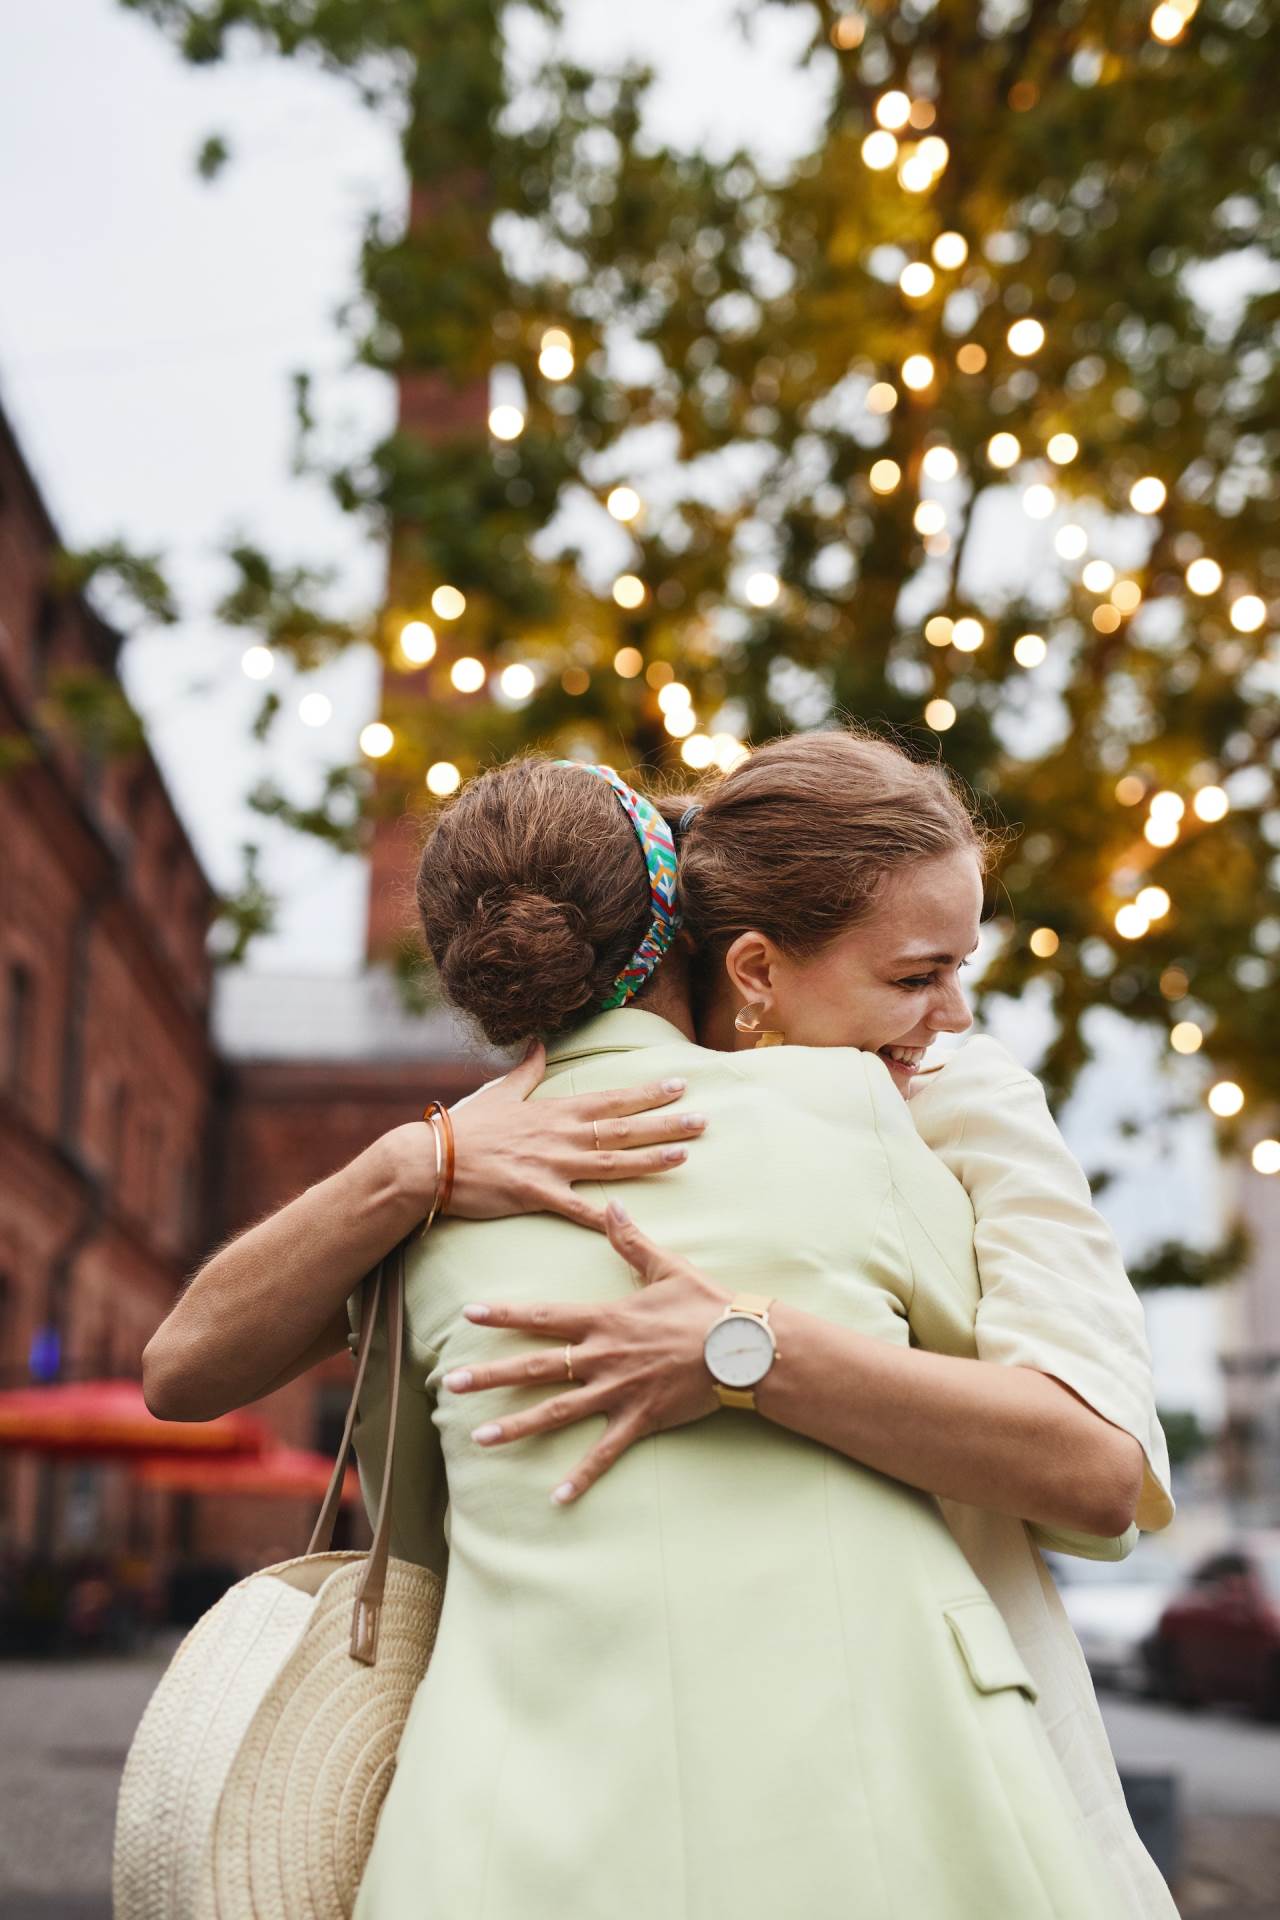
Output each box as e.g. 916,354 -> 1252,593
113,1243 -> 444,1920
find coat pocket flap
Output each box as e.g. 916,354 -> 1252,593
943,1597 -> 1040,1702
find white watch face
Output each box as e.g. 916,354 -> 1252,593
705,1313 -> 774,1388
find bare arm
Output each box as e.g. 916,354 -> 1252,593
754,1299 -> 1145,1538
445,1204 -> 1145,1533
142,1047 -> 703,1421
142,1130 -> 430,1421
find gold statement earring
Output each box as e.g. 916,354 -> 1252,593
734,1001 -> 785,1048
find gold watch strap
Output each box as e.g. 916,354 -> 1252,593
711,1294 -> 778,1410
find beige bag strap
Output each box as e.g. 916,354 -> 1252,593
305,1239 -> 409,1666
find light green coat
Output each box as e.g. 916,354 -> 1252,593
349,1010 -> 1131,1920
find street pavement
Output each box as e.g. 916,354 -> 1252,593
0,1645 -> 1276,1917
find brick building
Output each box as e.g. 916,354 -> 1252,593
0,398 -> 485,1577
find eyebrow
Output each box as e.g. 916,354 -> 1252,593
892,941 -> 982,966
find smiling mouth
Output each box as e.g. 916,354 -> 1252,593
878,1044 -> 929,1073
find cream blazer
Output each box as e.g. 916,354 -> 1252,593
910,1035 -> 1178,1920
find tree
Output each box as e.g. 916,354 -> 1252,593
111,0 -> 1279,1218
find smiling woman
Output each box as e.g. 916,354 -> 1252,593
332,737 -> 1173,1920
140,728 -> 1176,1918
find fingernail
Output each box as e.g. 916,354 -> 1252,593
463,1304 -> 491,1320
682,1113 -> 707,1130
471,1423 -> 502,1444
661,1146 -> 687,1164
606,1200 -> 631,1225
442,1369 -> 473,1390
551,1481 -> 576,1503
661,1078 -> 686,1094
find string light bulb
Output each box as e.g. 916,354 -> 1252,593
538,328 -> 574,380
866,381 -> 898,413
952,617 -> 984,652
745,571 -> 781,608
499,663 -> 536,700
902,354 -> 935,390
298,692 -> 331,727
1029,927 -> 1060,957
450,657 -> 486,693
431,586 -> 466,621
1230,594 -> 1266,633
1007,318 -> 1045,356
987,432 -> 1021,469
1170,1022 -> 1202,1053
241,645 -> 273,680
613,574 -> 647,610
1129,476 -> 1167,515
607,486 -> 641,522
1193,785 -> 1229,821
932,232 -> 968,269
1014,632 -> 1047,667
922,446 -> 959,482
613,646 -> 643,678
861,131 -> 898,170
488,404 -> 525,441
398,620 -> 437,664
874,90 -> 911,130
900,262 -> 936,299
1023,484 -> 1056,518
359,721 -> 394,758
1252,1140 -> 1280,1175
1207,1081 -> 1244,1117
914,501 -> 947,536
1047,433 -> 1079,465
426,761 -> 461,796
924,698 -> 956,731
870,459 -> 902,494
1185,557 -> 1222,595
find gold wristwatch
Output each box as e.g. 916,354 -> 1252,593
703,1293 -> 779,1410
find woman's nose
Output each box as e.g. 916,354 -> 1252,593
929,981 -> 972,1034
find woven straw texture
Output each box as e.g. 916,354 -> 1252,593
113,1550 -> 442,1920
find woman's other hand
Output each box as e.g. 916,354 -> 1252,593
442,1202 -> 728,1502
399,1043 -> 707,1231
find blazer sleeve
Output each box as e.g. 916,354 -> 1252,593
909,1037 -> 1175,1551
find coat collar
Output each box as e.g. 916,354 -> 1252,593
543,1007 -> 693,1067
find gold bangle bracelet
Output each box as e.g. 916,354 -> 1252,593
420,1111 -> 444,1235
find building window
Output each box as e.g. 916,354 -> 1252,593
6,961 -> 32,1095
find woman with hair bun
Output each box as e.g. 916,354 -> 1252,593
145,726 -> 1176,1920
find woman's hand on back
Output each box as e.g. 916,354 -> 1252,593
422,1042 -> 707,1232
442,1203 -> 727,1503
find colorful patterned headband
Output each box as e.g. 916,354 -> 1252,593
553,761 -> 681,1009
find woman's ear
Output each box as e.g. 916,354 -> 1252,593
723,930 -> 780,1006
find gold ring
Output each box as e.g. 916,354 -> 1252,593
592,1120 -> 602,1150
564,1343 -> 575,1382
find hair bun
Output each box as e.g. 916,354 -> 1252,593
440,888 -> 598,1048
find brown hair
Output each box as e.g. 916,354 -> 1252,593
669,725 -> 999,969
414,727 -> 1000,1048
415,758 -> 652,1048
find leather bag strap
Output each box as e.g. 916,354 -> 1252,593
305,1238 -> 409,1666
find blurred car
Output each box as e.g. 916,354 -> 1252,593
1142,1530 -> 1280,1720
1042,1539 -> 1184,1694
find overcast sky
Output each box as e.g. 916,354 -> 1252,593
1,0 -> 1227,1418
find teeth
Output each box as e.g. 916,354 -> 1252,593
882,1046 -> 926,1065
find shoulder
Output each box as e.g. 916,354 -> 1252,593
727,1042 -> 908,1135
909,1035 -> 1042,1143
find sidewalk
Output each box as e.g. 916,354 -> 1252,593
1,1645 -> 1276,1917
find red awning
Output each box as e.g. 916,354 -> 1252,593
135,1445 -> 360,1505
0,1381 -> 271,1462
